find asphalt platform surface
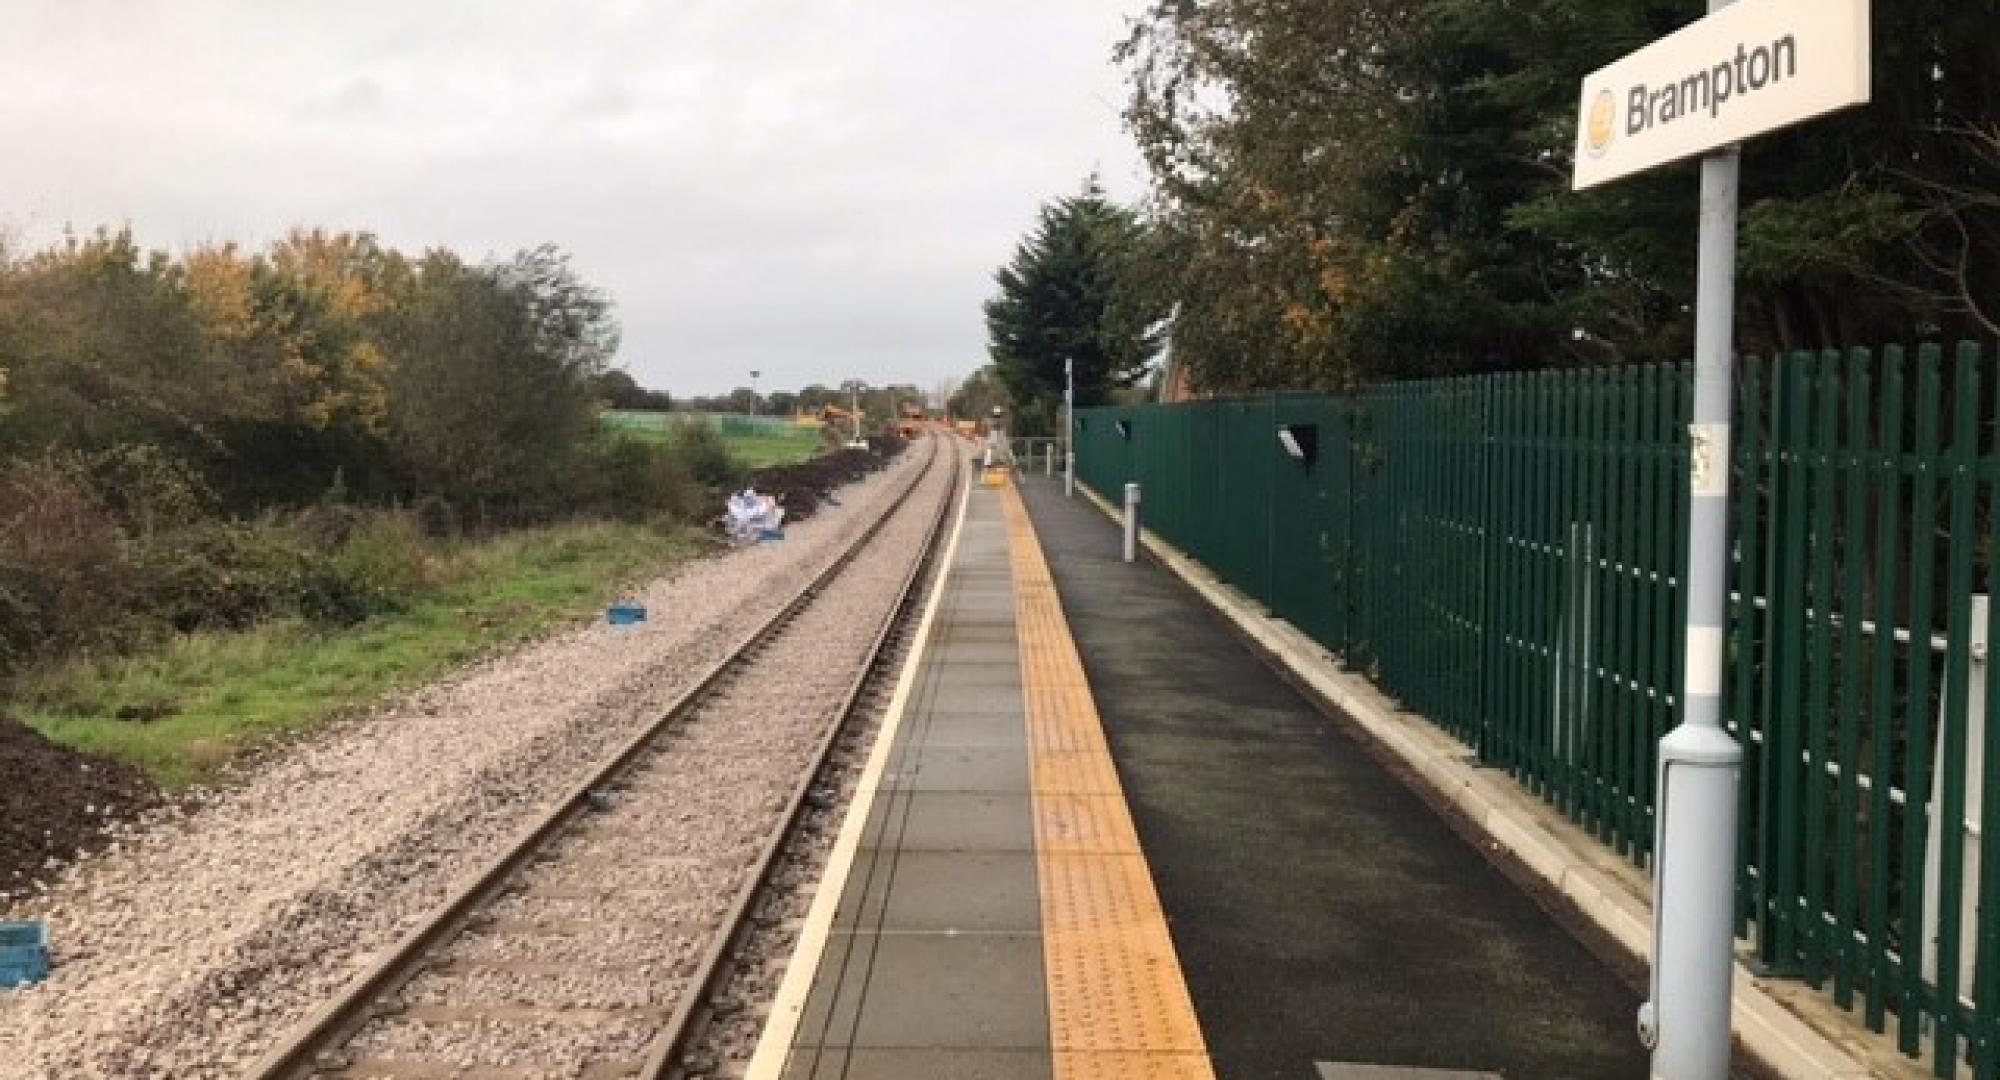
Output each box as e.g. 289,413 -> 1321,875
1019,476 -> 1649,1080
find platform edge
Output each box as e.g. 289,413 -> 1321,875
740,457 -> 974,1080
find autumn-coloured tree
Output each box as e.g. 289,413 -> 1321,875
0,228 -> 620,517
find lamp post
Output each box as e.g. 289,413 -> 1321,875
1064,356 -> 1075,498
840,379 -> 866,447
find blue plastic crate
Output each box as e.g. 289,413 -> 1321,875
0,921 -> 48,988
605,602 -> 647,626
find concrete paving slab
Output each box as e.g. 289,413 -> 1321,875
795,932 -> 1048,1050
777,485 -> 1056,1079
860,792 -> 1036,852
946,601 -> 1016,622
832,851 -> 1041,933
881,745 -> 1031,793
915,659 -> 1022,686
926,682 -> 1026,716
924,641 -> 1024,665
902,711 -> 1032,749
781,1048 -> 1052,1080
933,624 -> 1020,644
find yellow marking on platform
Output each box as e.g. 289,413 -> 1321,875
1035,795 -> 1143,854
1030,750 -> 1128,795
1002,485 -> 1215,1080
1054,1051 -> 1221,1080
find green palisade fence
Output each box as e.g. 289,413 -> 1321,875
1075,341 -> 2000,1076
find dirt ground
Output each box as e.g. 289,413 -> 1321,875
0,717 -> 157,898
743,435 -> 906,523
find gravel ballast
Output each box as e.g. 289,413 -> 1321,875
0,441 -> 942,1080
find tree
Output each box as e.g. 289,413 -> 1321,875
1120,0 -> 2000,390
592,369 -> 671,410
947,366 -> 1007,421
386,248 -> 617,518
0,228 -> 219,455
983,181 -> 1167,433
258,228 -> 409,432
724,386 -> 759,414
795,384 -> 838,412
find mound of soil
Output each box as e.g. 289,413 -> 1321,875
1,716 -> 157,896
743,435 -> 908,524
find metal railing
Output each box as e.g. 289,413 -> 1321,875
1076,341 -> 2000,1077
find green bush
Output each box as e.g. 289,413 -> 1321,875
669,423 -> 740,491
80,444 -> 215,535
331,511 -> 432,597
0,454 -> 136,655
129,517 -> 410,635
0,560 -> 50,676
293,559 -> 399,628
129,522 -> 296,633
572,436 -> 709,523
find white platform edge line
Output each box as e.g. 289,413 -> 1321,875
1072,483 -> 1877,1080
741,455 -> 974,1080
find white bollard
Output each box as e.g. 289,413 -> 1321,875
1122,483 -> 1141,563
1045,444 -> 1054,477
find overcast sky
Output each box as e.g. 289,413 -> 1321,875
0,1 -> 1148,397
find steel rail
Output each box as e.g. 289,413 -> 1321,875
246,433 -> 951,1080
638,431 -> 962,1079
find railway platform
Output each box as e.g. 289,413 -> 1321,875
751,470 -> 1653,1079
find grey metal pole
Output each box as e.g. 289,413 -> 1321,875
1122,483 -> 1141,562
1641,134 -> 1744,1077
1064,358 -> 1075,498
1045,442 -> 1054,477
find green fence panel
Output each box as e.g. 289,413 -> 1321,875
1073,340 -> 2000,1076
1269,396 -> 1348,649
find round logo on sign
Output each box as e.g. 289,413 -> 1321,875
1585,88 -> 1616,158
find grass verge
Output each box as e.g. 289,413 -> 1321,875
16,521 -> 708,790
723,429 -> 828,468
602,410 -> 824,469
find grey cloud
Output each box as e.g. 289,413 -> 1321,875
0,0 -> 1147,396
296,78 -> 386,121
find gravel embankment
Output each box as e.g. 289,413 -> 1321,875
0,441 -> 939,1080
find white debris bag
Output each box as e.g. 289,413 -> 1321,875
725,488 -> 785,541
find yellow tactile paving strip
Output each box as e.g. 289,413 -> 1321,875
1001,482 -> 1216,1079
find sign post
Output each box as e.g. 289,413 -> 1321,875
1571,1 -> 1868,1075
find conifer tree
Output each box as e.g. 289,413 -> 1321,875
983,181 -> 1167,432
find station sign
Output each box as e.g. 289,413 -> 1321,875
1572,0 -> 1870,189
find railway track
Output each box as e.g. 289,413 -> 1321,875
246,433 -> 961,1080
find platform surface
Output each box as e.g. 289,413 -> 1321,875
776,474 -> 1650,1080
779,479 -> 1211,1080
1018,475 -> 1651,1079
